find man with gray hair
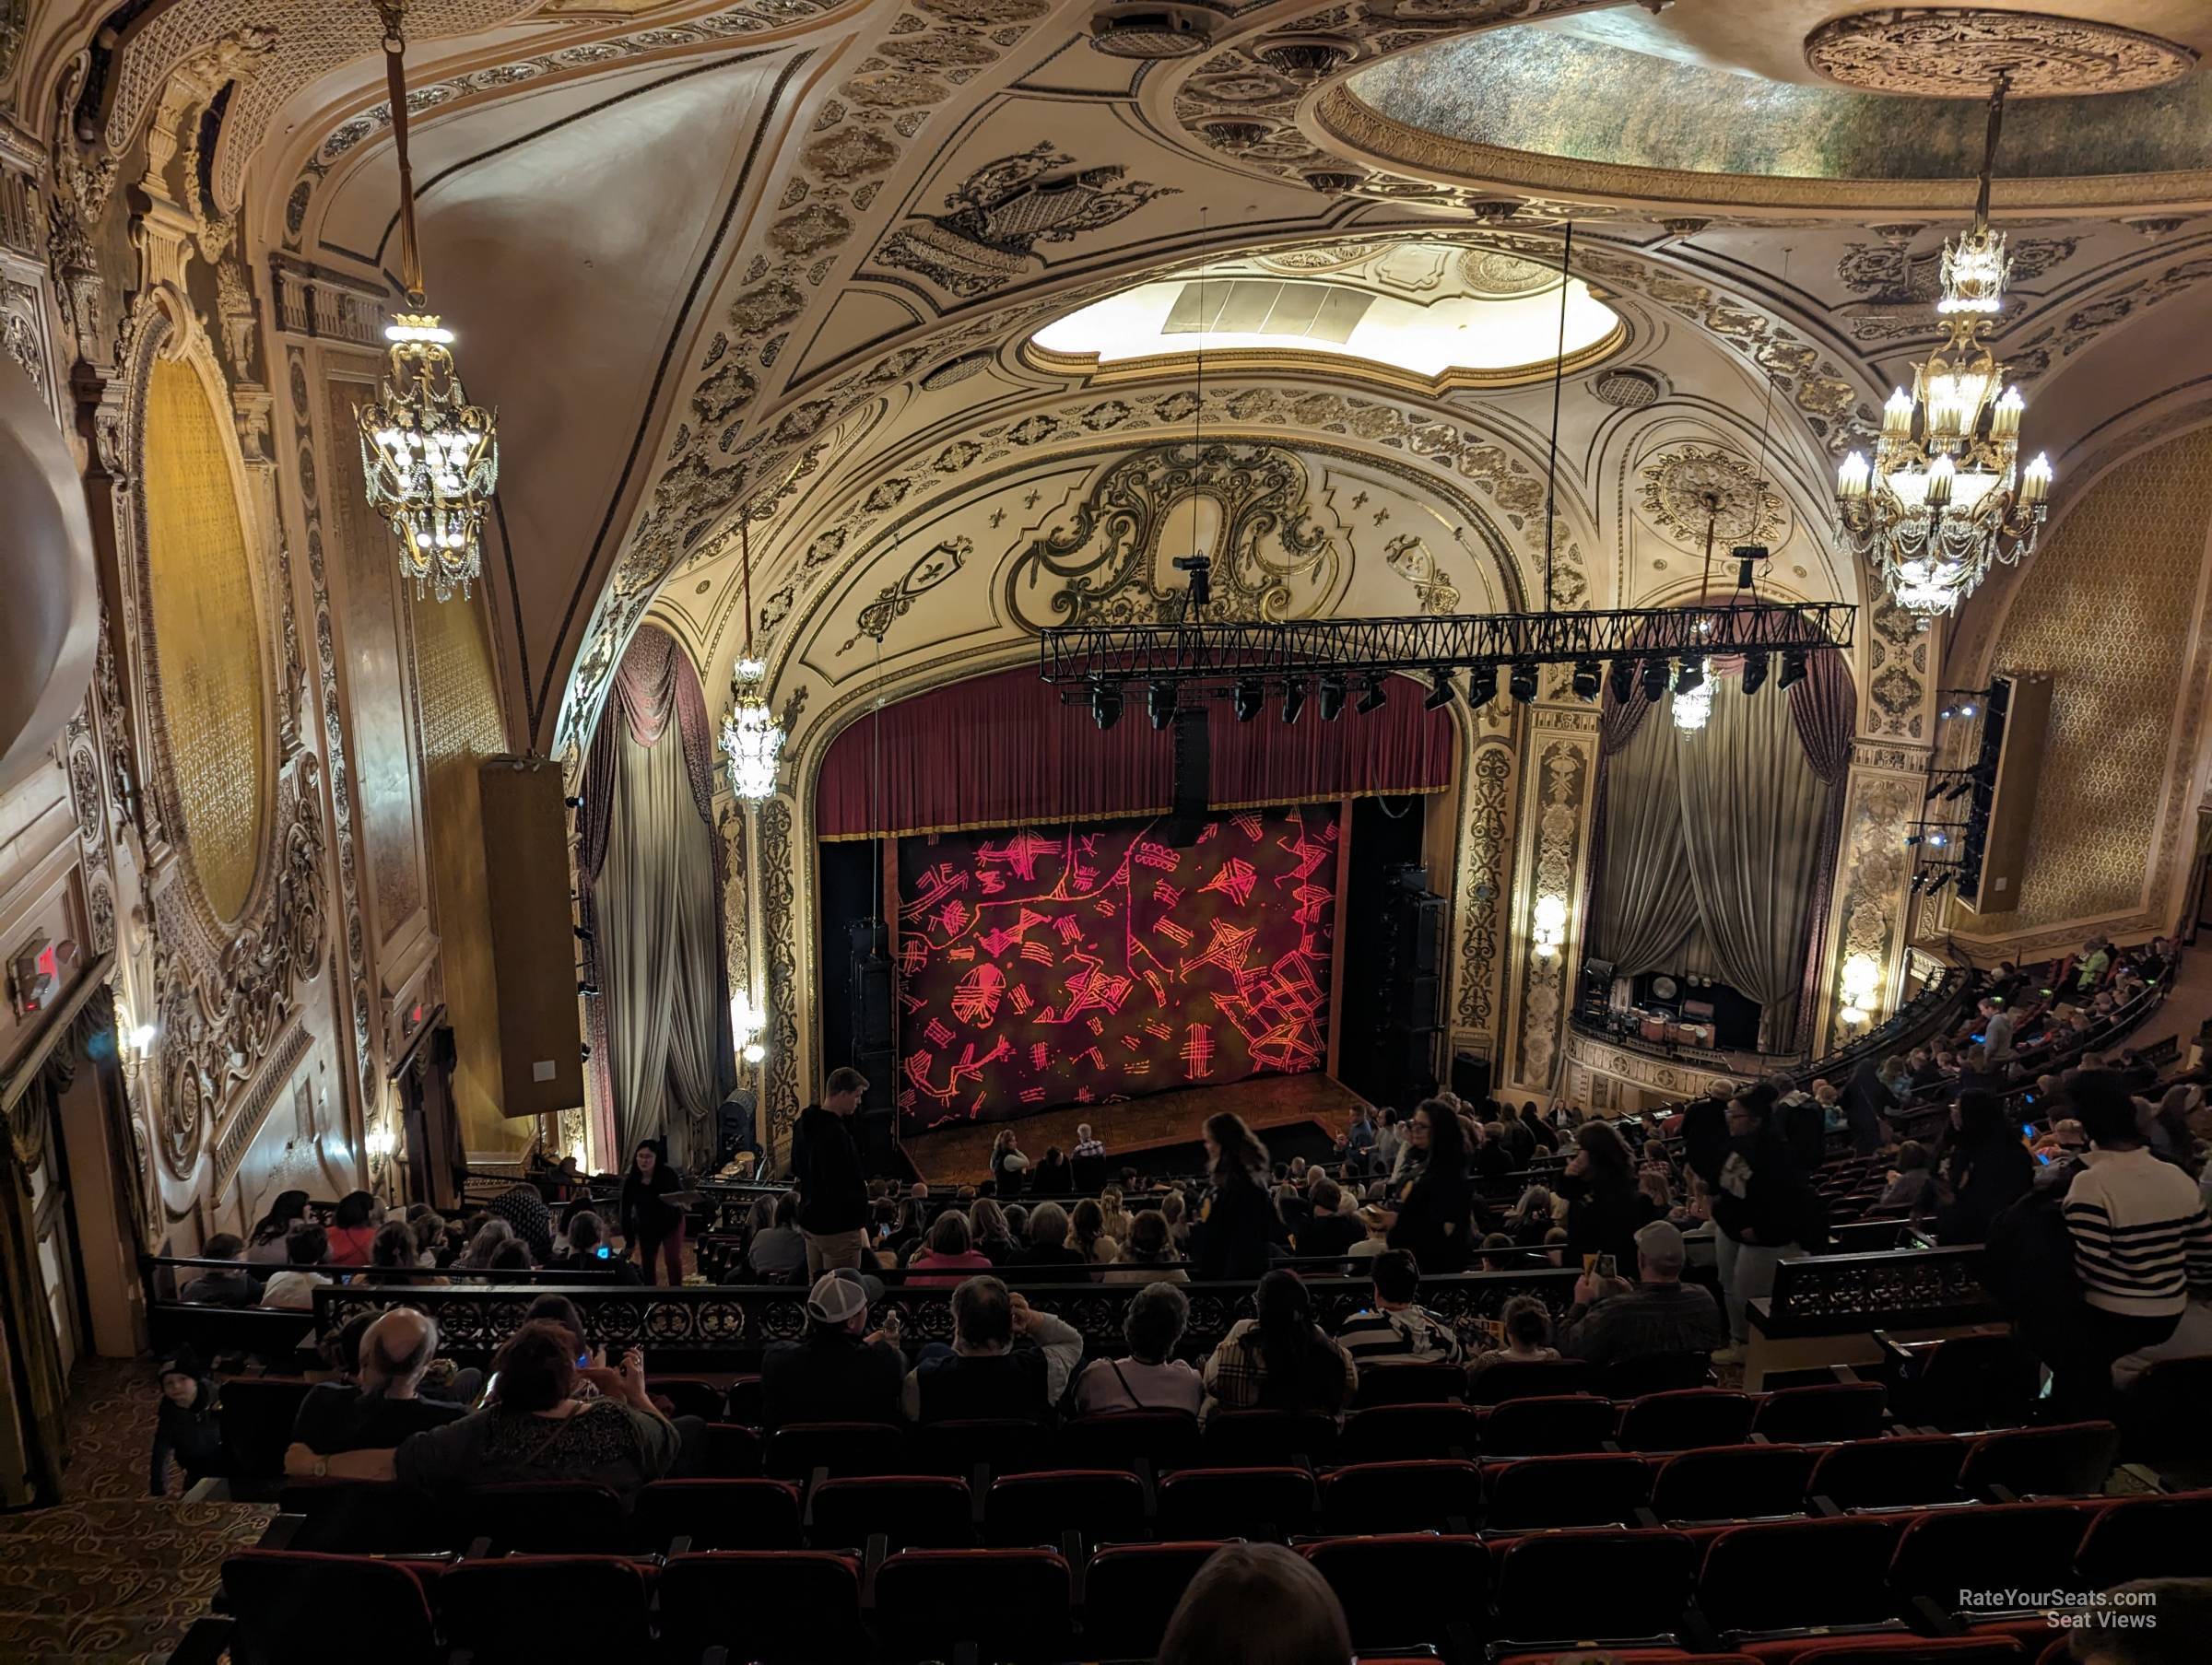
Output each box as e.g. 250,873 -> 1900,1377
1557,1220 -> 1725,1369
292,1307 -> 472,1454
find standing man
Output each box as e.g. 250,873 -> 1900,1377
793,1066 -> 870,1276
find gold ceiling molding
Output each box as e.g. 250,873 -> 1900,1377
1803,9 -> 2198,100
1637,444 -> 1789,550
1020,326 -> 1625,398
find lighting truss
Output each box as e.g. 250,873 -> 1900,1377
1040,601 -> 1854,690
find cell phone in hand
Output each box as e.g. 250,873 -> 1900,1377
1596,1254 -> 1618,1281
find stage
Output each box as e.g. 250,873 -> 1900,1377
900,1072 -> 1369,1187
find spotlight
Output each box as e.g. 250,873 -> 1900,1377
1232,678 -> 1264,722
1281,679 -> 1309,725
1571,659 -> 1602,701
1778,649 -> 1808,691
1091,679 -> 1124,732
574,925 -> 594,943
578,980 -> 601,997
1909,873 -> 1926,894
1147,681 -> 1177,731
1608,658 -> 1635,703
1958,699 -> 1979,718
1674,657 -> 1705,695
1733,545 -> 1766,589
563,794 -> 586,810
1929,831 -> 1947,848
1317,673 -> 1347,721
1946,780 -> 1973,802
1423,669 -> 1454,710
1740,651 -> 1769,696
1466,662 -> 1500,708
1356,673 -> 1388,715
1905,833 -> 1923,847
1925,871 -> 1953,898
1640,656 -> 1671,700
1508,662 -> 1538,704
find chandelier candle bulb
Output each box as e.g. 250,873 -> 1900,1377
1881,388 -> 1913,439
1924,453 -> 1956,509
1992,386 -> 2024,440
1838,451 -> 1872,498
2021,453 -> 2053,505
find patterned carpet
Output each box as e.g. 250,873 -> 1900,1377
0,1355 -> 272,1665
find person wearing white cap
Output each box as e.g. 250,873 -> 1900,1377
760,1269 -> 906,1430
1556,1219 -> 1724,1369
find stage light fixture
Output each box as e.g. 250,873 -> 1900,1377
1508,662 -> 1538,704
1466,662 -> 1500,708
1910,873 -> 1926,894
1925,871 -> 1953,898
1608,657 -> 1635,703
1281,678 -> 1309,725
1778,649 -> 1808,691
1317,673 -> 1347,721
1232,677 -> 1264,722
1641,656 -> 1671,700
1356,673 -> 1388,715
1423,669 -> 1454,710
1674,657 -> 1705,695
1090,680 -> 1123,732
1147,681 -> 1177,731
1905,832 -> 1923,847
1741,650 -> 1769,695
1571,659 -> 1602,701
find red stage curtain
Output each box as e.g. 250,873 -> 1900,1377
818,664 -> 1453,838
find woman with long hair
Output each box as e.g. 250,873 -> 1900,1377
1070,1197 -> 1120,1270
325,1191 -> 382,1269
1561,1120 -> 1656,1270
906,1209 -> 995,1288
457,1218 -> 514,1270
969,1197 -> 1019,1266
1201,1269 -> 1357,1418
1386,1097 -> 1476,1272
246,1190 -> 312,1267
744,1192 -> 807,1283
619,1139 -> 689,1286
1934,1089 -> 2034,1244
1194,1112 -> 1275,1281
1098,1184 -> 1134,1247
990,1128 -> 1029,1198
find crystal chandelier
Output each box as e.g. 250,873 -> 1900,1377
355,0 -> 499,601
1834,76 -> 2049,618
1672,658 -> 1712,733
721,513 -> 783,802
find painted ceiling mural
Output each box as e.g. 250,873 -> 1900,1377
12,0 -> 2212,831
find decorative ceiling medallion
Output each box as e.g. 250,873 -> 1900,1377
1804,8 -> 2198,100
1639,445 -> 1787,548
1458,247 -> 1560,299
1255,242 -> 1377,276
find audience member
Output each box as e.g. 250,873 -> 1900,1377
488,1184 -> 556,1263
969,1197 -> 1020,1266
244,1190 -> 311,1269
1157,1542 -> 1352,1665
561,1209 -> 644,1284
1979,995 -> 2017,1062
1073,1282 -> 1204,1415
1680,1086 -> 1732,1185
486,1239 -> 535,1272
1105,1208 -> 1188,1284
1201,1269 -> 1357,1418
1195,1112 -> 1276,1280
292,1308 -> 471,1454
359,1218 -> 435,1286
1560,1120 -> 1654,1270
619,1138 -> 689,1286
907,1209 -> 995,1287
1014,1201 -> 1088,1269
793,1068 -> 870,1275
1030,1144 -> 1072,1195
456,1218 -> 514,1270
1335,1249 -> 1465,1366
1712,1089 -> 1820,1359
182,1233 -> 255,1307
904,1275 -> 1082,1422
1295,1177 -> 1361,1263
1387,1097 -> 1475,1272
1933,1089 -> 2035,1244
1072,1123 -> 1106,1161
990,1128 -> 1030,1197
1517,1099 -> 1558,1155
324,1191 -> 382,1268
260,1224 -> 333,1309
1878,1142 -> 1936,1213
149,1354 -> 223,1495
1559,1220 -> 1724,1367
761,1270 -> 907,1429
1070,1197 -> 1120,1268
1468,1293 -> 1559,1377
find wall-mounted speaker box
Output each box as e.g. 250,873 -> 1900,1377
479,756 -> 586,1120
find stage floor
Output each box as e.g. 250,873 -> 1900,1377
902,1073 -> 1369,1187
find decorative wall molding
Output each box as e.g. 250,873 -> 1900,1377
1507,730 -> 1592,1096
1453,735 -> 1514,1038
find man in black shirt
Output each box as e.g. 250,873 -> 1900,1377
793,1066 -> 870,1275
761,1270 -> 907,1430
1296,1178 -> 1363,1266
293,1309 -> 470,1455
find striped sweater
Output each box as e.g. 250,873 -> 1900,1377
2062,1148 -> 2212,1318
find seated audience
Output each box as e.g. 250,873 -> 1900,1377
1071,1123 -> 1106,1162
1335,1249 -> 1465,1366
1030,1144 -> 1072,1195
1073,1282 -> 1205,1415
761,1269 -> 907,1429
1295,1177 -> 1362,1262
359,1218 -> 435,1286
1467,1293 -> 1560,1378
287,1319 -> 682,1500
181,1233 -> 255,1307
292,1308 -> 472,1453
906,1209 -> 995,1287
486,1238 -> 535,1272
1559,1220 -> 1724,1367
905,1274 -> 1083,1422
1349,1202 -> 1392,1260
1070,1197 -> 1121,1269
1013,1201 -> 1088,1269
1098,1185 -> 1134,1247
1878,1141 -> 1936,1212
489,1183 -> 558,1264
969,1197 -> 1021,1267
1105,1208 -> 1188,1284
456,1218 -> 514,1269
149,1354 -> 223,1495
1158,1542 -> 1353,1665
745,1192 -> 808,1282
324,1191 -> 382,1268
1202,1269 -> 1357,1419
244,1190 -> 311,1269
559,1210 -> 644,1284
260,1223 -> 333,1309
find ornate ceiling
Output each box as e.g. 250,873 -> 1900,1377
13,0 -> 2212,767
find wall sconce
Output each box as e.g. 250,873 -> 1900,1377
732,991 -> 768,1066
1532,894 -> 1568,959
365,1126 -> 397,1159
128,1022 -> 158,1054
1839,953 -> 1882,1027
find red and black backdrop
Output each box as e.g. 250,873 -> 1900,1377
815,664 -> 1454,1131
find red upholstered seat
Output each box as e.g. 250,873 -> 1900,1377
1649,1444 -> 1817,1524
1353,1360 -> 1469,1407
1481,1393 -> 1619,1456
1466,1356 -> 1593,1405
2074,1489 -> 2212,1586
1059,1409 -> 1203,1472
634,1477 -> 803,1552
1697,1516 -> 1902,1636
1807,1436 -> 1967,1510
220,1550 -> 437,1665
1337,1402 -> 1482,1462
1752,1382 -> 1889,1444
764,1419 -> 906,1480
873,1546 -> 1073,1661
433,1555 -> 653,1665
1082,1541 -> 1230,1659
1204,1408 -> 1337,1466
986,1467 -> 1148,1547
1491,1527 -> 1697,1650
1617,1389 -> 1757,1453
453,1482 -> 626,1554
1486,1452 -> 1652,1530
1156,1464 -> 1317,1539
1957,1421 -> 2120,1500
657,1550 -> 866,1663
1301,1533 -> 1491,1656
1321,1459 -> 1484,1535
807,1472 -> 975,1550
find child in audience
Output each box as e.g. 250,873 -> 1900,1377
1465,1295 -> 1560,1379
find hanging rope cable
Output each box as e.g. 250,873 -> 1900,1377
1743,246 -> 1792,604
374,1 -> 425,304
1542,220 -> 1575,613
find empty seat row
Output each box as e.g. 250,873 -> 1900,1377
217,1493 -> 2212,1665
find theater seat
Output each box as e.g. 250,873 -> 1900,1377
1889,1502 -> 2097,1639
873,1546 -> 1073,1661
1697,1516 -> 1902,1639
701,1420 -> 763,1477
915,1417 -> 1051,1477
634,1477 -> 803,1551
1807,1436 -> 1966,1511
1486,1453 -> 1651,1530
275,1481 -> 450,1555
454,1481 -> 625,1553
1648,1444 -> 1817,1524
2074,1489 -> 2212,1586
1156,1465 -> 1317,1539
1301,1534 -> 1491,1658
766,1420 -> 905,1480
1083,1542 -> 1230,1659
1353,1360 -> 1469,1407
1338,1403 -> 1483,1463
1877,1332 -> 2041,1433
986,1468 -> 1148,1548
1957,1422 -> 2120,1500
434,1555 -> 652,1665
1060,1410 -> 1203,1473
1491,1528 -> 1697,1650
1616,1389 -> 1757,1453
220,1550 -> 436,1665
1481,1394 -> 1620,1456
1772,1641 -> 2029,1663
1205,1409 -> 1337,1466
657,1551 -> 866,1664
1321,1460 -> 1483,1535
808,1472 -> 974,1549
1594,1351 -> 1716,1399
1752,1383 -> 1890,1444
1466,1357 -> 1592,1405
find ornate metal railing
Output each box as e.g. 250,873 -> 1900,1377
1761,1244 -> 1989,1336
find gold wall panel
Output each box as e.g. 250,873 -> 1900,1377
143,358 -> 266,922
325,377 -> 426,939
410,585 -> 524,1151
1995,426 -> 2212,931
